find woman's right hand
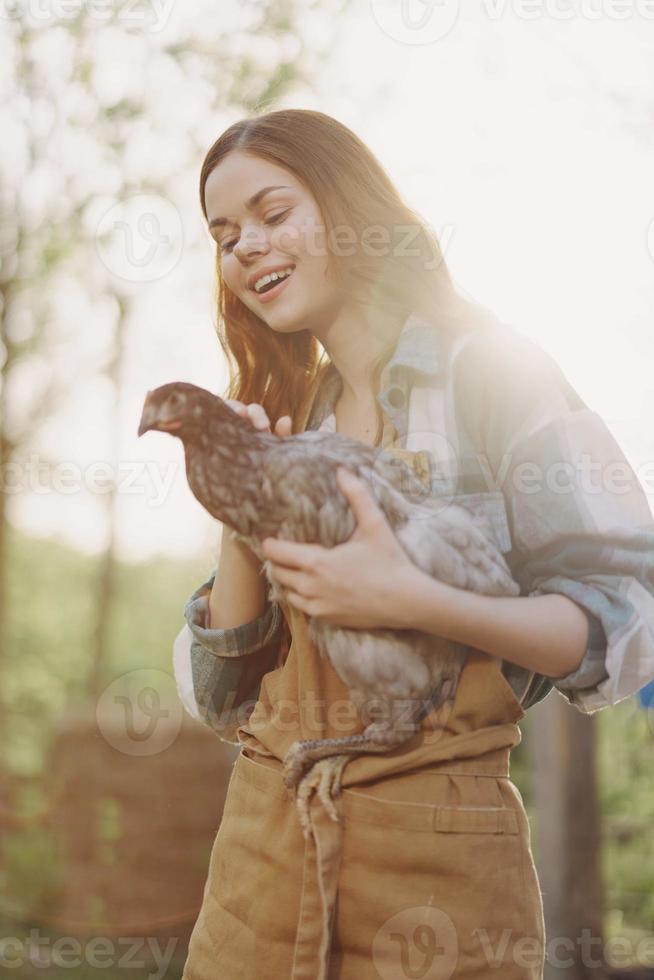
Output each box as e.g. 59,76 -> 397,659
224,400 -> 292,437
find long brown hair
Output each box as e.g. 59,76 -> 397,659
199,108 -> 497,438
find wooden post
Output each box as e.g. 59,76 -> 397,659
528,691 -> 608,979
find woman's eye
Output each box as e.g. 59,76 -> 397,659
265,209 -> 291,226
219,210 -> 290,254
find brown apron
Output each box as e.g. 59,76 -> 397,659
182,414 -> 546,980
182,622 -> 546,979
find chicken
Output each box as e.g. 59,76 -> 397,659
138,381 -> 520,836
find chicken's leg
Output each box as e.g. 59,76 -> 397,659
284,724 -> 408,789
285,724 -> 416,839
285,686 -> 456,836
284,679 -> 457,790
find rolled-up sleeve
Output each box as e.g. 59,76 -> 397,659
173,570 -> 286,742
472,326 -> 654,713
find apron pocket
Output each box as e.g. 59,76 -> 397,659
335,789 -> 539,978
432,805 -> 519,835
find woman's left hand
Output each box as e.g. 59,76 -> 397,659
261,466 -> 421,629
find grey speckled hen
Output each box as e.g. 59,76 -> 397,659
138,381 -> 520,834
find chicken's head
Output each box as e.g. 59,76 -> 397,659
137,382 -> 218,440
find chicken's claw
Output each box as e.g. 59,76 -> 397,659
282,739 -> 312,789
293,755 -> 350,840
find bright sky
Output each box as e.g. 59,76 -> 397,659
8,2 -> 654,564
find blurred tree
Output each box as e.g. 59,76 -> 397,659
0,20 -> 94,742
0,0 -> 351,710
0,0 -> 350,942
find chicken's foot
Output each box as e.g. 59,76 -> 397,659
293,754 -> 350,840
283,724 -> 411,790
283,725 -> 415,835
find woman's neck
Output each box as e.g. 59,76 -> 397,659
317,306 -> 404,403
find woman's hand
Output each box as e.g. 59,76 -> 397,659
261,467 -> 422,630
225,399 -> 292,437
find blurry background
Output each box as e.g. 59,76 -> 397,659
1,0 -> 653,977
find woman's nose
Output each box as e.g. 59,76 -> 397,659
233,223 -> 270,261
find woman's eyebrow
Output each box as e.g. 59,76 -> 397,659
209,185 -> 292,230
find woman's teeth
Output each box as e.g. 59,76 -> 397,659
254,267 -> 294,294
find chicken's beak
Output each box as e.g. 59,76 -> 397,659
138,393 -> 157,437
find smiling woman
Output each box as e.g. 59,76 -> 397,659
197,108 -> 487,437
173,107 -> 654,980
204,154 -> 334,344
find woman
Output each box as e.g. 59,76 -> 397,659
174,109 -> 654,979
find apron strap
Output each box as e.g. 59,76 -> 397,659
291,796 -> 344,980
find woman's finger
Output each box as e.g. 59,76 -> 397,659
274,415 -> 292,437
224,399 -> 271,431
224,399 -> 247,414
262,537 -> 323,568
336,467 -> 384,532
246,403 -> 271,430
268,563 -> 311,595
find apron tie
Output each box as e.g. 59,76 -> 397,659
290,791 -> 344,980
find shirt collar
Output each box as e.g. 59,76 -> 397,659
307,310 -> 446,429
384,310 -> 446,379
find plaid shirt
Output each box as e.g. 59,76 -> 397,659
173,312 -> 654,739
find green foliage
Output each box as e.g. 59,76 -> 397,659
513,697 -> 654,943
5,524 -> 210,777
597,700 -> 654,931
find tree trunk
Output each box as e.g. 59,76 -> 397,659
529,692 -> 608,979
87,296 -> 129,702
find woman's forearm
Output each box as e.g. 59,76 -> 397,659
394,569 -> 590,679
208,529 -> 268,630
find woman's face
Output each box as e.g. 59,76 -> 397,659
203,151 -> 343,335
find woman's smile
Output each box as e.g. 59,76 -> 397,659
251,266 -> 296,304
255,271 -> 292,304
